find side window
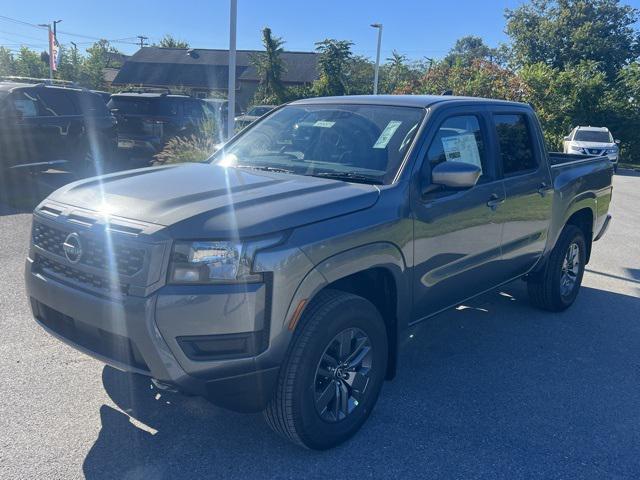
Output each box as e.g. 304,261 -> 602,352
11,91 -> 39,118
35,89 -> 77,116
426,115 -> 489,179
184,101 -> 204,120
494,114 -> 537,175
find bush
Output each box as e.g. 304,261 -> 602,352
153,120 -> 220,165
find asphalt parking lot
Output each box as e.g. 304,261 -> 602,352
0,170 -> 639,479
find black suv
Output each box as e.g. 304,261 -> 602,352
107,92 -> 219,157
0,81 -> 116,176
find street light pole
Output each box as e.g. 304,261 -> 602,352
371,23 -> 383,95
38,23 -> 53,80
227,0 -> 237,140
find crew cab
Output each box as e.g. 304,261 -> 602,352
26,95 -> 613,450
0,80 -> 116,176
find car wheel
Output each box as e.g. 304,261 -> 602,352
527,225 -> 586,311
264,289 -> 388,450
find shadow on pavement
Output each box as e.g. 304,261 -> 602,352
616,168 -> 640,177
83,282 -> 640,479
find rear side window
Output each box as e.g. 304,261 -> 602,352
10,91 -> 39,117
74,92 -> 110,116
494,114 -> 537,175
427,115 -> 490,179
35,89 -> 77,116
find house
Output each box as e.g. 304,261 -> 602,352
112,47 -> 318,109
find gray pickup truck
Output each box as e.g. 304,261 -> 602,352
26,95 -> 613,450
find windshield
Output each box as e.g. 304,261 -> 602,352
213,104 -> 424,184
247,106 -> 272,116
107,96 -> 179,116
574,130 -> 612,143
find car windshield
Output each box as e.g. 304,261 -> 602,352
107,96 -> 179,116
574,130 -> 612,143
213,104 -> 424,184
247,106 -> 272,116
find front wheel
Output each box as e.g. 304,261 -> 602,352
527,225 -> 586,311
264,290 -> 388,450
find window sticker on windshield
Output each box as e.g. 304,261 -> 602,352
373,120 -> 402,149
441,134 -> 482,170
313,120 -> 336,128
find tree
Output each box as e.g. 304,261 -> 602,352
506,0 -> 639,79
405,58 -> 526,101
250,27 -> 287,104
81,40 -> 122,89
381,50 -> 423,93
0,47 -> 16,76
57,45 -> 83,83
344,54 -> 374,95
14,47 -> 48,78
155,34 -> 189,49
444,36 -> 499,66
313,39 -> 353,96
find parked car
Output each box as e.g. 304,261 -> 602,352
91,90 -> 112,104
235,104 -> 276,129
563,126 -> 620,171
26,95 -> 613,450
203,98 -> 243,138
0,81 -> 116,176
107,92 -> 217,157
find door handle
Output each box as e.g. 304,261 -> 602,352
486,194 -> 505,210
537,182 -> 548,197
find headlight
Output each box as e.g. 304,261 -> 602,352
570,145 -> 583,152
606,148 -> 618,154
168,236 -> 283,284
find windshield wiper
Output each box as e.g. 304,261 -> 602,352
235,165 -> 295,174
310,172 -> 383,185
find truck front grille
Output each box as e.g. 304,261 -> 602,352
33,222 -> 145,277
35,255 -> 129,296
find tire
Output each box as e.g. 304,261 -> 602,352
264,289 -> 388,450
527,224 -> 586,311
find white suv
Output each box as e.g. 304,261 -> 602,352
563,126 -> 620,171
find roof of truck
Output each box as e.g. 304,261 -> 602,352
289,94 -> 527,108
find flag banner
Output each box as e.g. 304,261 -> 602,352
49,30 -> 58,72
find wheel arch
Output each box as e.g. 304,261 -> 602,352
285,242 -> 409,380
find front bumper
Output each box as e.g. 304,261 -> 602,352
25,258 -> 281,412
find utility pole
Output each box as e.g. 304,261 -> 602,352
38,23 -> 53,79
53,19 -> 62,42
371,23 -> 383,95
227,0 -> 237,140
137,35 -> 148,49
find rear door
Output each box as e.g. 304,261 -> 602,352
411,107 -> 506,321
33,87 -> 81,162
3,89 -> 44,167
491,108 -> 553,278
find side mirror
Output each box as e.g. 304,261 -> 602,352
430,161 -> 481,190
615,139 -> 621,145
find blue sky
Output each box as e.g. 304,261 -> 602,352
2,0 -> 640,61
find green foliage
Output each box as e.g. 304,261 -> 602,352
444,36 -> 501,66
154,119 -> 219,165
155,34 -> 190,49
313,39 -> 353,96
506,0 -> 639,79
250,28 -> 287,105
0,47 -> 17,76
14,47 -> 48,78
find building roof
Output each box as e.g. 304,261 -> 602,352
112,47 -> 318,89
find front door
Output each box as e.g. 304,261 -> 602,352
411,110 -> 506,322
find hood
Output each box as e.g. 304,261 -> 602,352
48,163 -> 380,238
570,141 -> 616,150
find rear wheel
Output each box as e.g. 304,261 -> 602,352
264,289 -> 388,450
527,225 -> 586,311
